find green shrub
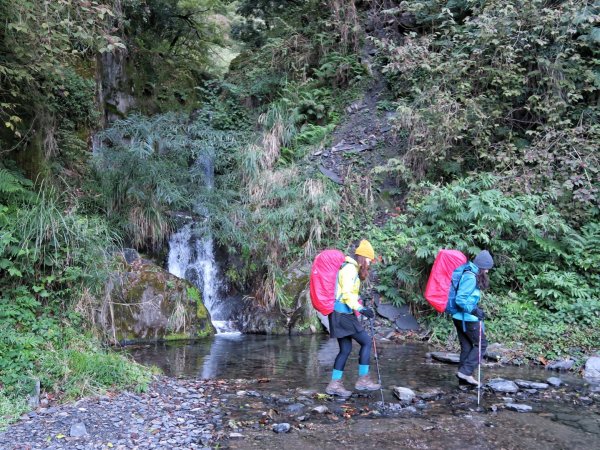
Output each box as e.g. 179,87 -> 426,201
0,165 -> 150,425
367,174 -> 599,359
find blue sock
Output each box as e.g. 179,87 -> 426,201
359,365 -> 369,376
331,369 -> 343,381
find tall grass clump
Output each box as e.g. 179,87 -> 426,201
0,163 -> 150,426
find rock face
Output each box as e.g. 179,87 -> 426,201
99,255 -> 215,343
241,260 -> 321,335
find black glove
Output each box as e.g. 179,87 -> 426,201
360,307 -> 375,319
472,306 -> 485,321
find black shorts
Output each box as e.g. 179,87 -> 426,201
328,310 -> 364,339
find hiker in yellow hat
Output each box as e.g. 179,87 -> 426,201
326,239 -> 381,397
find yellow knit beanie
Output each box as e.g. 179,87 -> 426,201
355,239 -> 375,261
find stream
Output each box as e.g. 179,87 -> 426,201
127,334 -> 600,448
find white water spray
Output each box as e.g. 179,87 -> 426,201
166,152 -> 240,334
167,223 -> 239,334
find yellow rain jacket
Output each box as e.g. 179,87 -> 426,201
334,256 -> 362,312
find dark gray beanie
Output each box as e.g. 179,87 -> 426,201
473,250 -> 494,270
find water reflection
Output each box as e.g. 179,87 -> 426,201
128,335 -> 585,395
127,335 -> 599,440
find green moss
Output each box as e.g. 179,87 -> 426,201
187,287 -> 208,319
164,333 -> 190,341
196,322 -> 213,338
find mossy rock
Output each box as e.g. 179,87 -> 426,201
102,260 -> 215,343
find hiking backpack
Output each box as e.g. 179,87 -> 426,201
309,249 -> 347,315
424,249 -> 472,314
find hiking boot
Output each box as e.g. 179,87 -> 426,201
456,371 -> 480,387
355,375 -> 381,391
326,379 -> 352,397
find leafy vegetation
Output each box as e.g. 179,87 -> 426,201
0,163 -> 150,427
1,0 -> 599,428
90,111 -> 241,251
368,174 -> 600,359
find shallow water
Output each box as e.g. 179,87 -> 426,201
128,334 -> 600,441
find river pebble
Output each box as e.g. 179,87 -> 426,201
505,403 -> 533,413
487,378 -> 519,393
272,423 -> 291,433
514,380 -> 549,390
0,376 -> 229,450
546,377 -> 563,387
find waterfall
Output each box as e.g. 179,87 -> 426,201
167,154 -> 240,334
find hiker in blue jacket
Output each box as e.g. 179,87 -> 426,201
453,250 -> 494,387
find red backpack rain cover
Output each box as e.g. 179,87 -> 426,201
309,249 -> 346,315
424,249 -> 467,312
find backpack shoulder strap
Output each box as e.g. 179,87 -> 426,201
335,261 -> 358,302
451,265 -> 473,292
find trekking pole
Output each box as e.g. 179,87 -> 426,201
477,320 -> 482,406
365,303 -> 385,407
362,296 -> 385,407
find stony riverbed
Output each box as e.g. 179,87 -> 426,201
2,335 -> 599,449
1,370 -> 598,450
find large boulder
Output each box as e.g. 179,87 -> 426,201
99,257 -> 215,343
241,260 -> 322,335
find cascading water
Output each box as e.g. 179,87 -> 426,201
167,155 -> 240,334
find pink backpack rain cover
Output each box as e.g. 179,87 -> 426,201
424,249 -> 467,312
309,249 -> 346,315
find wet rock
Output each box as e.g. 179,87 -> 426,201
377,303 -> 403,321
286,403 -> 306,414
318,165 -> 343,185
505,403 -> 532,413
70,422 -> 88,437
275,396 -> 294,405
546,377 -> 562,387
394,306 -> 420,331
487,379 -> 519,393
484,352 -> 502,362
272,423 -> 291,433
383,403 -> 405,413
296,388 -> 317,396
392,387 -> 416,405
584,356 -> 600,381
546,359 -> 575,371
514,380 -> 549,390
429,352 -> 460,364
416,388 -> 444,401
312,405 -> 329,414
